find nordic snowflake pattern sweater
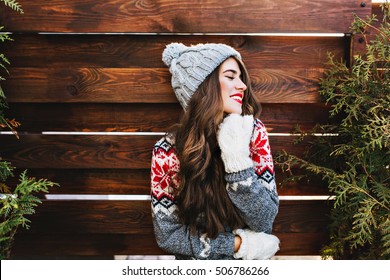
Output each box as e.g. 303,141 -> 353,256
150,118 -> 279,259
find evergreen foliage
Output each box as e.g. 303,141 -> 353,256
276,4 -> 389,259
0,0 -> 23,14
0,1 -> 58,259
0,169 -> 58,259
0,0 -> 22,134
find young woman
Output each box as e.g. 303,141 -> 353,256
151,43 -> 279,260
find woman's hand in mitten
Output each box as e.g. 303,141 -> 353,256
233,229 -> 280,260
217,114 -> 254,173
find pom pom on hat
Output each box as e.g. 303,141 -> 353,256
162,43 -> 187,67
162,42 -> 242,109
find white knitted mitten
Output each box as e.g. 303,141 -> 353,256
233,229 -> 280,260
217,114 -> 254,173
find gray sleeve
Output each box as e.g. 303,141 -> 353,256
151,137 -> 235,259
151,201 -> 235,259
225,168 -> 279,233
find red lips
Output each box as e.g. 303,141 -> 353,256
230,93 -> 243,104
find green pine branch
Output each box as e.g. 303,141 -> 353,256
275,2 -> 390,259
0,0 -> 23,14
0,171 -> 59,259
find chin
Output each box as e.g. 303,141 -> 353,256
233,106 -> 243,115
223,102 -> 243,114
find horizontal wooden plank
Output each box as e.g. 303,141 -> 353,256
6,167 -> 329,196
11,232 -> 329,258
0,134 -> 157,169
1,134 -> 315,169
3,67 -> 174,103
6,168 -> 152,195
4,67 -> 325,103
12,200 -> 331,234
0,0 -> 371,33
11,232 -> 328,258
6,103 -> 181,133
10,200 -> 330,258
11,234 -> 165,259
6,103 -> 331,133
273,232 -> 329,256
3,35 -> 345,69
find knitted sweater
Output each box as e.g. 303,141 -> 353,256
150,118 -> 279,259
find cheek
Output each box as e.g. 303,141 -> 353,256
221,91 -> 231,110
220,82 -> 228,101
220,81 -> 228,95
221,90 -> 229,103
222,94 -> 243,114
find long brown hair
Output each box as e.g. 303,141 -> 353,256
174,56 -> 260,238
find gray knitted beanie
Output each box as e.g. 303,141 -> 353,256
162,42 -> 242,109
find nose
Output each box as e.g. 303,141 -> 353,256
236,78 -> 247,91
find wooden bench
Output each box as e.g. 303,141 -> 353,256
0,0 -> 375,259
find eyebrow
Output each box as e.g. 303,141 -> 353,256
222,69 -> 239,74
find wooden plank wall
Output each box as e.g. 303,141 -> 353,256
0,0 -> 373,259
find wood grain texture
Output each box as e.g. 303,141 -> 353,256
7,169 -> 152,195
0,0 -> 371,33
18,200 -> 328,235
1,134 -> 157,169
7,103 -> 331,133
9,200 -> 330,258
11,232 -> 328,258
4,67 -> 175,103
2,34 -> 346,103
11,234 -> 166,259
1,134 -> 314,169
3,35 -> 345,68
4,67 -> 325,103
7,167 -> 329,196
